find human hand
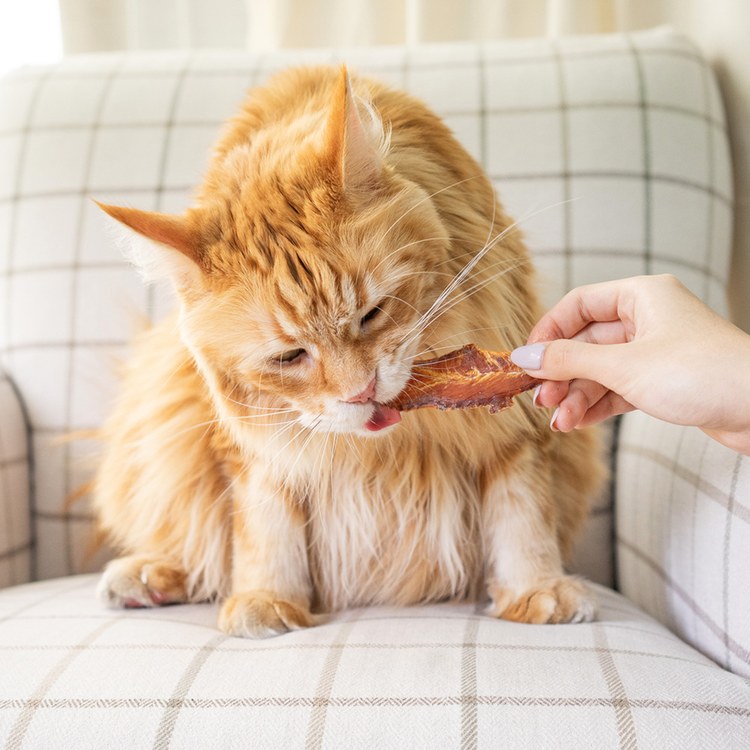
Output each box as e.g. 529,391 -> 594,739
510,275 -> 750,455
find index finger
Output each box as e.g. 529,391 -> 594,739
528,277 -> 639,343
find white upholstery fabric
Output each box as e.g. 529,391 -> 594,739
0,27 -> 733,590
617,413 -> 750,678
0,575 -> 749,749
0,370 -> 31,589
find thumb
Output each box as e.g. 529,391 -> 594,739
510,339 -> 616,383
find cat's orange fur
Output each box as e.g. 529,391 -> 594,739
93,66 -> 605,637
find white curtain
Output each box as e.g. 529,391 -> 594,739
245,0 -> 635,50
58,0 -> 247,53
59,0 -> 670,53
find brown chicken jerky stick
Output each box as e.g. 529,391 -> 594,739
388,344 -> 541,414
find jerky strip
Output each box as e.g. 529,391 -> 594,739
388,344 -> 541,414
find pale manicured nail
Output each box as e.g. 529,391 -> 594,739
550,406 -> 560,431
510,343 -> 546,371
532,385 -> 541,407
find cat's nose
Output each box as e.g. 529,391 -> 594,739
341,377 -> 377,404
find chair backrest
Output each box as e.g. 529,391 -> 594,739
0,27 -> 732,585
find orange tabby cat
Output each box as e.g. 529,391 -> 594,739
93,66 -> 605,637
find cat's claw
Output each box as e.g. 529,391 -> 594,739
218,591 -> 315,638
486,576 -> 596,625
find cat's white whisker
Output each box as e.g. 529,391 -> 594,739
370,235 -> 452,276
399,198 -> 575,351
408,325 -> 512,360
118,406 -> 297,449
380,293 -> 420,316
237,412 -> 298,421
268,420 -> 306,452
409,258 -> 530,343
343,433 -> 363,463
224,397 -> 294,413
390,269 -> 458,282
232,419 -> 300,429
397,227 -> 516,349
274,416 -> 324,500
227,419 -> 322,518
379,175 -> 482,242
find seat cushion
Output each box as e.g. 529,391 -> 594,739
0,576 -> 748,748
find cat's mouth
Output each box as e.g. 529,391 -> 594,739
364,403 -> 402,432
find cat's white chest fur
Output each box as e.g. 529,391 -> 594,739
304,450 -> 483,611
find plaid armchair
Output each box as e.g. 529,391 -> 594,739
1,28 -> 748,748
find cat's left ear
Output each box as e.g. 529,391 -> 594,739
95,201 -> 206,288
323,66 -> 388,194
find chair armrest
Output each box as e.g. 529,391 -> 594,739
0,370 -> 32,587
615,410 -> 750,675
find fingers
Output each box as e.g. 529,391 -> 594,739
534,377 -> 610,410
514,339 -> 625,431
511,338 -> 624,386
535,381 -> 632,432
533,380 -> 569,408
518,275 -> 706,432
572,321 -> 629,346
576,392 -> 635,427
546,380 -> 608,432
526,278 -> 640,343
529,323 -> 628,366
529,324 -> 628,406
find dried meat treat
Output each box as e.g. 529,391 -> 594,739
388,344 -> 541,414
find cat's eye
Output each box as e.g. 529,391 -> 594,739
360,305 -> 382,327
276,348 -> 305,365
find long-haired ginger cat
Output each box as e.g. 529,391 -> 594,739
93,66 -> 604,637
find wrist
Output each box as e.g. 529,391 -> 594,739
701,427 -> 750,457
700,328 -> 750,452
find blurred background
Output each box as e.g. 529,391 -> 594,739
2,0 -> 749,331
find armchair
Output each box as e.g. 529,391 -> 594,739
1,27 -> 748,748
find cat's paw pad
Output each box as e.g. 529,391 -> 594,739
97,556 -> 188,609
487,576 -> 595,624
218,591 -> 314,638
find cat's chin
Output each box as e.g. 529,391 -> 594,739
297,402 -> 402,437
300,401 -> 401,437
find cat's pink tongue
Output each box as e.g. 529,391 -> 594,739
365,403 -> 402,432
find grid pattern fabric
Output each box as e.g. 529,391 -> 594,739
0,30 -> 733,590
0,575 -> 748,749
0,370 -> 31,589
616,413 -> 750,679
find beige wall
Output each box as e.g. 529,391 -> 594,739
665,0 -> 750,332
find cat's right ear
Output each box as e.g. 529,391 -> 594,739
322,66 -> 388,195
94,201 -> 205,287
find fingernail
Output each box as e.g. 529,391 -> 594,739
510,343 -> 546,370
532,384 -> 541,407
550,406 -> 560,431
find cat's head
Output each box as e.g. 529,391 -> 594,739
98,67 -> 452,437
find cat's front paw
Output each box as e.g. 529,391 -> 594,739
487,576 -> 596,624
218,591 -> 315,638
98,555 -> 188,609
